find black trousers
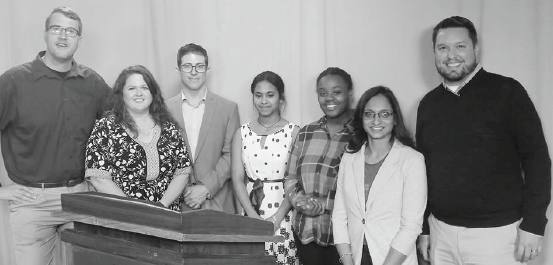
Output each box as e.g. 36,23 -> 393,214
293,232 -> 341,265
361,244 -> 373,265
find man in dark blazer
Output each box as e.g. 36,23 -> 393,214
166,43 -> 240,213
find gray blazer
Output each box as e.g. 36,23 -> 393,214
166,90 -> 240,213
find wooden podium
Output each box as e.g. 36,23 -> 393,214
59,192 -> 281,265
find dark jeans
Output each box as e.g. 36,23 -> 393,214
293,232 -> 341,265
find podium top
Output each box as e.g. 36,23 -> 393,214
61,192 -> 276,238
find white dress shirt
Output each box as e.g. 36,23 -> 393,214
181,90 -> 207,162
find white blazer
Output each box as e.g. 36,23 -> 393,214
332,140 -> 427,265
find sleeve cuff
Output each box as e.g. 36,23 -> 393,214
174,167 -> 191,176
85,168 -> 112,180
519,216 -> 548,236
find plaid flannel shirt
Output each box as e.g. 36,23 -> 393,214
284,115 -> 354,246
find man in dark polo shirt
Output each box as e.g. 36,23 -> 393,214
0,6 -> 110,265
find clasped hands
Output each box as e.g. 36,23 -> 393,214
183,184 -> 209,209
294,194 -> 326,216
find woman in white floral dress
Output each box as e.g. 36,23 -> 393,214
232,71 -> 300,265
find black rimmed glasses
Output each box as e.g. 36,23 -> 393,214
178,63 -> 208,73
48,26 -> 80,38
363,110 -> 394,120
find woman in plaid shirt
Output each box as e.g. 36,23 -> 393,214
284,67 -> 355,265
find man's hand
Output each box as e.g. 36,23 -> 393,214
0,183 -> 37,204
183,185 -> 209,209
515,228 -> 543,262
416,235 -> 431,262
295,195 -> 324,216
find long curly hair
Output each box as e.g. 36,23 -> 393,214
106,65 -> 175,136
346,86 -> 414,153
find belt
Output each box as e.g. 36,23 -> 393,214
25,177 -> 84,188
247,177 -> 285,183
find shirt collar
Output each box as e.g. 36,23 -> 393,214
317,113 -> 355,132
181,88 -> 208,102
31,51 -> 84,80
442,64 -> 482,96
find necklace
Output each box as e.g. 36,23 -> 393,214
258,117 -> 281,129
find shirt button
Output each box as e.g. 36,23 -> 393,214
362,219 -> 365,224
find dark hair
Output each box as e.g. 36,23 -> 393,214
45,6 -> 82,35
250,71 -> 285,101
107,65 -> 175,136
432,16 -> 478,48
316,67 -> 353,91
347,86 -> 414,153
176,43 -> 209,67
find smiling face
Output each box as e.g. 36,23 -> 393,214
178,53 -> 207,92
123,74 -> 153,114
363,94 -> 395,142
253,80 -> 281,117
43,12 -> 81,63
317,74 -> 352,119
434,27 -> 479,86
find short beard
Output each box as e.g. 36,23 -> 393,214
436,61 -> 477,83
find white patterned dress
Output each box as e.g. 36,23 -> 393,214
241,122 -> 300,265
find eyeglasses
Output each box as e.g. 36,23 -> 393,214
363,110 -> 394,120
48,26 -> 80,38
178,63 -> 208,73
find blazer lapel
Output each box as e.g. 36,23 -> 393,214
365,141 -> 400,210
168,94 -> 191,152
194,90 -> 216,161
353,145 -> 368,213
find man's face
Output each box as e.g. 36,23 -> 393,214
178,53 -> 208,92
434,27 -> 479,85
43,12 -> 81,62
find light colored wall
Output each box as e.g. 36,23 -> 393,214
1,1 -> 551,264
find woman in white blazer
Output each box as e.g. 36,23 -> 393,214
332,86 -> 427,265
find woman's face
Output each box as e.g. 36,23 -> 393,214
317,75 -> 351,118
362,94 -> 395,141
122,73 -> 153,114
253,80 -> 281,117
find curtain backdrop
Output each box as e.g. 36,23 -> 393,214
1,1 -> 552,264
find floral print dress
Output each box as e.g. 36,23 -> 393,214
241,122 -> 300,265
85,115 -> 191,211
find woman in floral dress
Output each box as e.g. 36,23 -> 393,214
85,65 -> 190,211
232,71 -> 301,264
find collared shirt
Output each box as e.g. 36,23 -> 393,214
0,51 -> 111,185
181,90 -> 207,161
284,115 -> 354,246
442,64 -> 482,96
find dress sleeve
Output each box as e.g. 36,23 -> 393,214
85,118 -> 114,180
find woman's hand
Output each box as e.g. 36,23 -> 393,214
295,195 -> 325,216
265,215 -> 281,232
